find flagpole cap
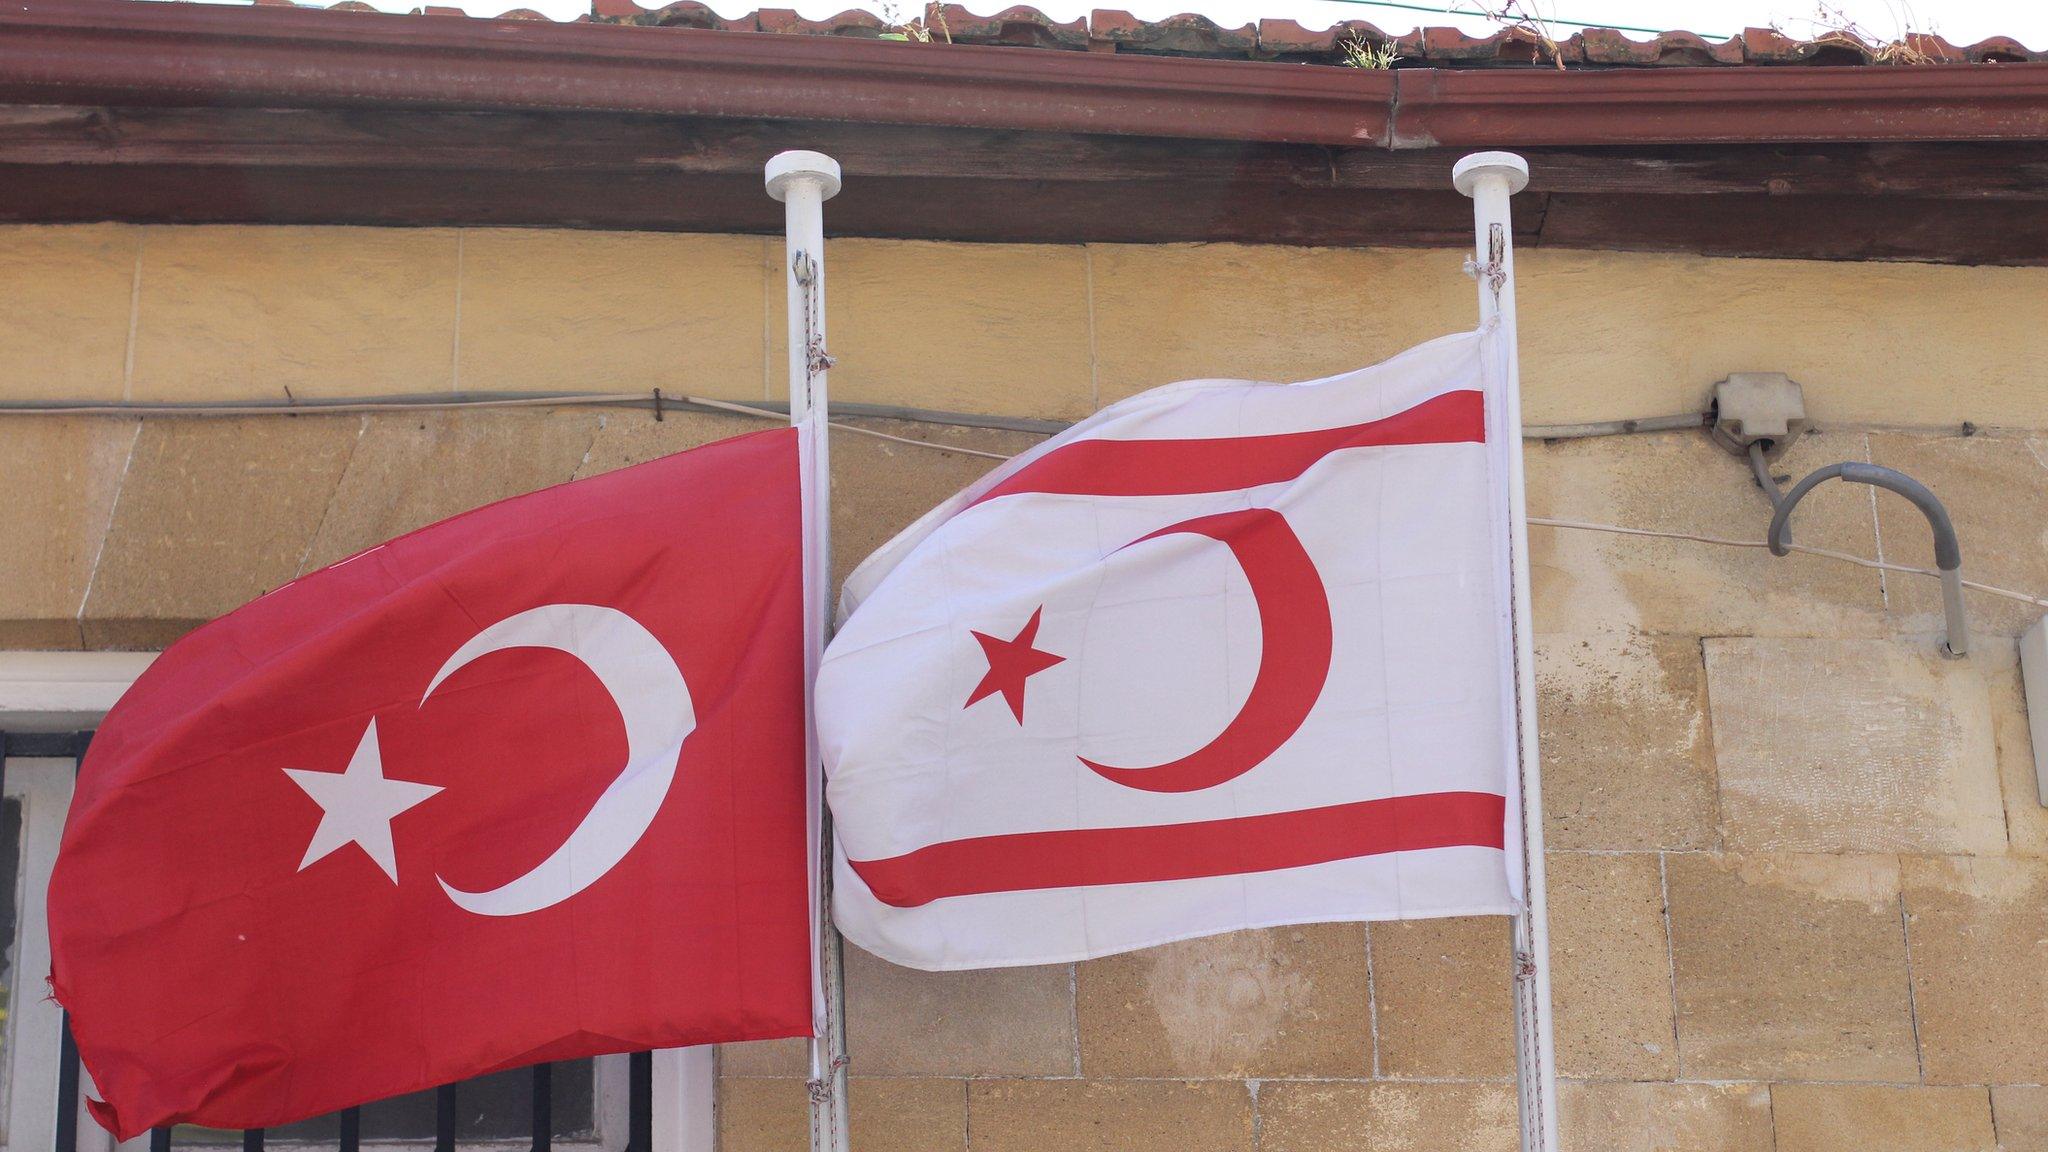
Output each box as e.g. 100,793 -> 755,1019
1451,151 -> 1530,197
765,150 -> 843,202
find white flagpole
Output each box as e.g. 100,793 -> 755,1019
1453,151 -> 1558,1152
765,149 -> 852,1152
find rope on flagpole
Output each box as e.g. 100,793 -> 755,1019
797,243 -> 854,1152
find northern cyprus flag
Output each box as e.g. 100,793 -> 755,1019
817,330 -> 1521,970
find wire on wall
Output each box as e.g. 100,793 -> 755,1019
1531,516 -> 2048,611
2,389 -> 2036,611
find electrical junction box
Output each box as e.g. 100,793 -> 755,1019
2020,616 -> 2048,807
1711,373 -> 1810,462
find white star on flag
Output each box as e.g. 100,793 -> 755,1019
283,719 -> 443,883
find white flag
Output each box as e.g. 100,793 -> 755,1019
818,330 -> 1521,970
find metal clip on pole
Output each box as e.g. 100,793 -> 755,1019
1767,461 -> 1970,657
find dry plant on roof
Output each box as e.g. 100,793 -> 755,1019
879,0 -> 951,43
1777,1 -> 1941,64
1473,0 -> 1568,70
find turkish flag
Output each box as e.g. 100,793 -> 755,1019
49,428 -> 811,1139
819,331 -> 1519,970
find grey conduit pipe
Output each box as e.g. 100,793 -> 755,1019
1766,461 -> 1970,657
1748,442 -> 1782,512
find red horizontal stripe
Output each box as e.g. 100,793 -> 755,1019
848,790 -> 1506,908
974,389 -> 1484,505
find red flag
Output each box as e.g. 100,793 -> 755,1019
48,428 -> 811,1139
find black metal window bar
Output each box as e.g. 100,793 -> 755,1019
5,730 -> 655,1152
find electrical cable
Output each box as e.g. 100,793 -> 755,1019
1746,440 -> 1783,509
5,388 -> 2036,607
0,391 -> 1034,460
0,391 -> 1720,443
0,393 -> 660,417
1530,516 -> 2048,610
0,391 -> 1071,432
753,401 -> 2047,618
681,395 -> 1019,461
1525,413 -> 1706,439
771,394 -> 2048,612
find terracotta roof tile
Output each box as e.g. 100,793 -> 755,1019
172,0 -> 2048,66
1579,27 -> 1740,66
1740,25 -> 1816,62
593,0 -> 748,29
1419,24 -> 1581,65
756,6 -> 889,36
1253,18 -> 1338,56
937,6 -> 1088,50
1088,9 -> 1255,56
1966,36 -> 2039,63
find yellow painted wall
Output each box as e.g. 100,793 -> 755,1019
6,225 -> 2045,428
4,224 -> 2047,1151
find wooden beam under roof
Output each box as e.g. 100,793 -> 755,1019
0,107 -> 2044,265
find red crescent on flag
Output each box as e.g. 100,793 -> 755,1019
1081,506 -> 1333,794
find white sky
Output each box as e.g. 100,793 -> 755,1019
279,0 -> 2046,49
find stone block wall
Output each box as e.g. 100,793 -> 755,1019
722,430 -> 2048,1152
3,225 -> 2047,1149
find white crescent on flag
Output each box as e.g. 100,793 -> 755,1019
818,329 -> 1521,970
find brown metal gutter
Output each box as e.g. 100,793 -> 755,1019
1394,66 -> 2048,147
0,0 -> 1393,146
1,0 -> 2046,150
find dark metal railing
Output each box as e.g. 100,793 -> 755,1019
9,729 -> 654,1152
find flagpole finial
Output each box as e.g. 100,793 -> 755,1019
1451,151 -> 1530,197
766,150 -> 843,203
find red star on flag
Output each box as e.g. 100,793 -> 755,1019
964,606 -> 1065,723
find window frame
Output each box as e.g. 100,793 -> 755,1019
3,749 -> 77,1152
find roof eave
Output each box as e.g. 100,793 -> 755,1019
4,0 -> 2047,148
